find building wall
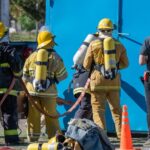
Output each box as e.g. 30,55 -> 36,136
0,0 -> 1,20
0,0 -> 9,26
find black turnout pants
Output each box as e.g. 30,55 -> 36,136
0,94 -> 19,143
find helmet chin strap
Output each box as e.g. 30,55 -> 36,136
98,32 -> 112,39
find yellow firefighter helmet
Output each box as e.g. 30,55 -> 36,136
37,31 -> 55,49
0,22 -> 8,38
97,18 -> 113,30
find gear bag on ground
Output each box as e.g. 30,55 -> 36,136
65,118 -> 114,150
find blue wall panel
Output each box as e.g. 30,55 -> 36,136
46,0 -> 149,132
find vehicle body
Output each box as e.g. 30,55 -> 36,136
45,0 -> 149,133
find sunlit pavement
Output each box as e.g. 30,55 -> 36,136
0,136 -> 149,150
109,137 -> 147,149
0,119 -> 149,150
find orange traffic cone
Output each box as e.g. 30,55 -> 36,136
120,105 -> 134,150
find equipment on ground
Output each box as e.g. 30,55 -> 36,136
65,118 -> 114,150
27,143 -> 64,150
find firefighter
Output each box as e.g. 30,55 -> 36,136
22,27 -> 68,142
72,34 -> 98,120
73,65 -> 92,120
0,22 -> 23,145
83,18 -> 129,139
139,37 -> 150,146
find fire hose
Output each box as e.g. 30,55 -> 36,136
19,77 -> 91,119
0,78 -> 16,106
0,77 -> 91,119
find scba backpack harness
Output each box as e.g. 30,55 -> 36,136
33,48 -> 55,92
94,37 -> 118,80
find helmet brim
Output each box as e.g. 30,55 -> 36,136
97,27 -> 113,30
37,40 -> 52,49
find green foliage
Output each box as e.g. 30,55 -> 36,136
10,0 -> 45,22
10,0 -> 45,32
18,14 -> 36,31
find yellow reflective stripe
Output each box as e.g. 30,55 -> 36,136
0,63 -> 10,67
29,91 -> 57,98
29,67 -> 35,70
28,133 -> 41,136
13,70 -> 22,77
73,87 -> 91,95
56,67 -> 66,77
56,73 -> 67,82
91,86 -> 120,90
54,143 -> 58,150
0,88 -> 18,96
29,68 -> 35,73
47,72 -> 55,78
4,129 -> 18,136
23,68 -> 28,72
56,71 -> 67,78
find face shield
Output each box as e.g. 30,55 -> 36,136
98,29 -> 113,38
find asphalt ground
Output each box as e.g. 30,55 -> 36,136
0,119 -> 149,150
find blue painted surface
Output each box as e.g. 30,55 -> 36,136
45,0 -> 149,132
